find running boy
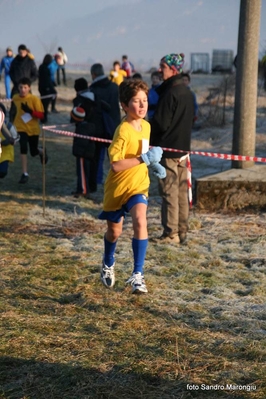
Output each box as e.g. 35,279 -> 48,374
99,79 -> 166,294
10,77 -> 48,183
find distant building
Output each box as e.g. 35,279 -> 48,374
190,53 -> 210,74
211,49 -> 234,73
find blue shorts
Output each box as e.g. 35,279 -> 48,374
98,194 -> 148,223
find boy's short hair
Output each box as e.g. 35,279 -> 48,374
151,71 -> 161,79
182,72 -> 191,82
18,44 -> 27,51
113,61 -> 120,67
119,79 -> 149,105
18,77 -> 31,86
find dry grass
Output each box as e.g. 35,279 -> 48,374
0,78 -> 266,399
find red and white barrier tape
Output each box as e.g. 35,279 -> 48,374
43,125 -> 266,163
42,124 -> 266,208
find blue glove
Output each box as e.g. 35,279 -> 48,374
150,162 -> 166,179
141,146 -> 163,166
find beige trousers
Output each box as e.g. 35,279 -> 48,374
158,157 -> 189,236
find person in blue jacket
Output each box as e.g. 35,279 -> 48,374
0,47 -> 14,99
147,71 -> 161,121
47,56 -> 59,113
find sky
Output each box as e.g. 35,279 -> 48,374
1,0 -> 266,70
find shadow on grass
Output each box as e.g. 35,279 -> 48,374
0,356 -> 196,399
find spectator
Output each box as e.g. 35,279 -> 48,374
132,72 -> 142,79
9,44 -> 38,97
71,78 -> 98,197
98,78 -> 165,294
182,72 -> 198,122
38,54 -> 58,123
9,77 -> 47,184
0,47 -> 14,99
121,55 -> 133,78
55,47 -> 68,86
150,53 -> 194,244
89,63 -> 121,184
109,61 -> 127,85
147,71 -> 161,121
47,56 -> 59,112
0,103 -> 16,178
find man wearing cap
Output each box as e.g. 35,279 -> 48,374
0,47 -> 14,99
9,44 -> 38,96
150,53 -> 194,244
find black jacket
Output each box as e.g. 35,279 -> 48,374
150,75 -> 194,158
89,76 -> 121,128
9,55 -> 38,88
38,63 -> 54,94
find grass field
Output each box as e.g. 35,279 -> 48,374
0,79 -> 266,399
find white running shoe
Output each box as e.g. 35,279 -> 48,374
100,261 -> 115,288
126,272 -> 148,294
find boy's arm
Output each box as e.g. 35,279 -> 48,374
1,122 -> 15,145
111,157 -> 143,172
111,147 -> 163,172
21,102 -> 44,120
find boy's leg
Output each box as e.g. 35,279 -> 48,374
20,154 -> 28,174
18,132 -> 29,183
101,219 -> 123,289
62,67 -> 66,85
74,157 -> 83,195
130,203 -> 148,273
28,135 -> 48,164
127,203 -> 148,294
57,68 -> 60,85
0,160 -> 9,178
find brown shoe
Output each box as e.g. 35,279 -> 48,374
179,233 -> 187,244
158,233 -> 180,244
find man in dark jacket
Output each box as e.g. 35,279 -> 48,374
150,53 -> 194,244
9,44 -> 38,96
89,63 -> 120,128
89,63 -> 121,184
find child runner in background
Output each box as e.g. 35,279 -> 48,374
10,77 -> 47,184
98,79 -> 166,294
0,104 -> 15,178
109,61 -> 127,86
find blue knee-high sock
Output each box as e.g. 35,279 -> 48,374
104,236 -> 117,267
132,238 -> 148,274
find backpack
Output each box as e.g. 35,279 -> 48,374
72,121 -> 96,159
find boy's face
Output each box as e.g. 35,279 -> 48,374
18,84 -> 31,97
183,76 -> 190,86
151,75 -> 160,86
122,90 -> 148,120
19,49 -> 28,58
114,63 -> 120,71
